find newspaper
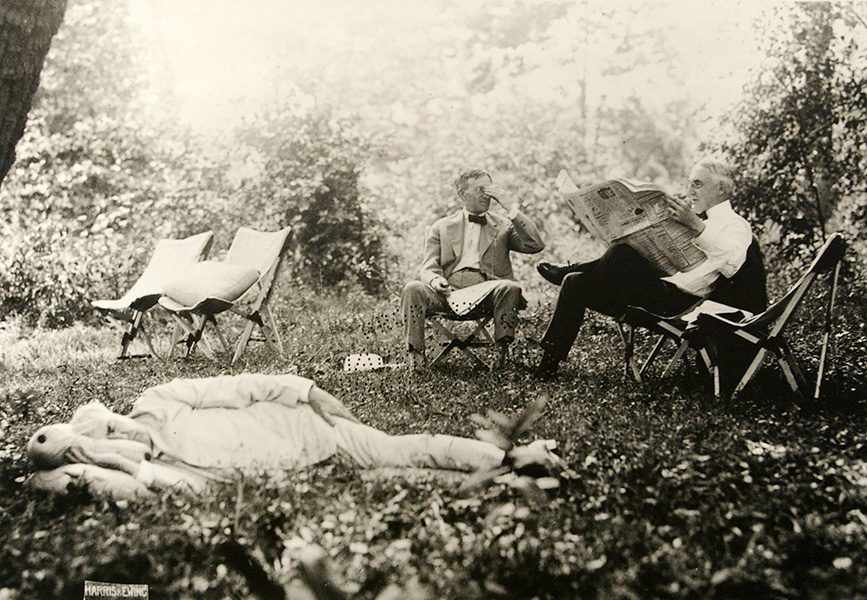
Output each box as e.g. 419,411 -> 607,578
446,280 -> 500,316
679,299 -> 753,326
557,170 -> 707,276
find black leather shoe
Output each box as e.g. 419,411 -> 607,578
537,262 -> 575,286
533,354 -> 561,380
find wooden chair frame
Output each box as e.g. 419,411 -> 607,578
616,308 -> 693,382
161,226 -> 292,363
615,237 -> 768,383
693,233 -> 845,401
426,306 -> 496,371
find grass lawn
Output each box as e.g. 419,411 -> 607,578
1,281 -> 866,599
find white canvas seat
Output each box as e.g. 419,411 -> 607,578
91,231 -> 214,359
159,226 -> 292,363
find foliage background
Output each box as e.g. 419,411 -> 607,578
2,0 -> 865,329
0,0 -> 760,325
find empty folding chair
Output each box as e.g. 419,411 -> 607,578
91,231 -> 214,359
159,226 -> 293,363
691,233 -> 845,401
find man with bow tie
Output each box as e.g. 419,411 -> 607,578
401,169 -> 545,370
534,158 -> 755,378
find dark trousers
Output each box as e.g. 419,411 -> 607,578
540,244 -> 700,361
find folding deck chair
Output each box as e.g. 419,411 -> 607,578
91,231 -> 214,359
159,226 -> 293,363
426,304 -> 496,370
615,237 -> 768,382
425,283 -> 528,371
691,233 -> 845,401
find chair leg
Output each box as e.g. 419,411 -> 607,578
697,344 -> 721,400
169,313 -> 214,359
257,311 -> 283,356
192,315 -> 217,356
815,261 -> 842,400
733,348 -> 767,398
777,338 -> 808,397
428,318 -> 491,370
137,317 -> 166,363
263,304 -> 284,354
616,322 -> 642,382
476,322 -> 495,345
429,319 -> 464,367
233,320 -> 257,364
209,316 -> 231,353
119,311 -> 143,359
661,340 -> 689,378
168,320 -> 184,358
777,355 -> 802,395
168,313 -> 194,357
640,334 -> 668,376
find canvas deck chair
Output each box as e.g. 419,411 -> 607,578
159,226 -> 292,363
426,304 -> 496,370
615,237 -> 768,382
691,233 -> 845,401
91,231 -> 214,359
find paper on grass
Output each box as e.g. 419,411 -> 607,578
343,353 -> 402,372
446,280 -> 501,316
557,169 -> 708,276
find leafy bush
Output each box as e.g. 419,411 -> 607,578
719,2 -> 867,267
0,0 -> 391,329
0,221 -> 89,328
231,110 -> 389,294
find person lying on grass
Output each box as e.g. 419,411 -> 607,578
26,373 -> 558,500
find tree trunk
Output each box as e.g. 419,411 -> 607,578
0,0 -> 68,189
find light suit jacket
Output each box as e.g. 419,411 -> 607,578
419,209 -> 545,287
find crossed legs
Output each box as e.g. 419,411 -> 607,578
537,244 -> 699,374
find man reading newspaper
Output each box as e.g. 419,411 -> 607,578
401,169 -> 545,370
534,158 -> 753,379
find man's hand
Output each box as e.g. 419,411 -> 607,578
664,195 -> 705,234
431,277 -> 452,296
483,183 -> 517,214
308,386 -> 360,426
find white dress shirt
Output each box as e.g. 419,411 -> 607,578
452,209 -> 485,273
662,200 -> 752,297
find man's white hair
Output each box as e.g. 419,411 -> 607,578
694,157 -> 735,198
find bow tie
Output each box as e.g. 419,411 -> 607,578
467,213 -> 487,225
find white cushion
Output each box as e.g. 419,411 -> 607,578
162,261 -> 259,308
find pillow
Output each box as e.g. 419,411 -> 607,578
28,464 -> 156,501
162,261 -> 259,308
